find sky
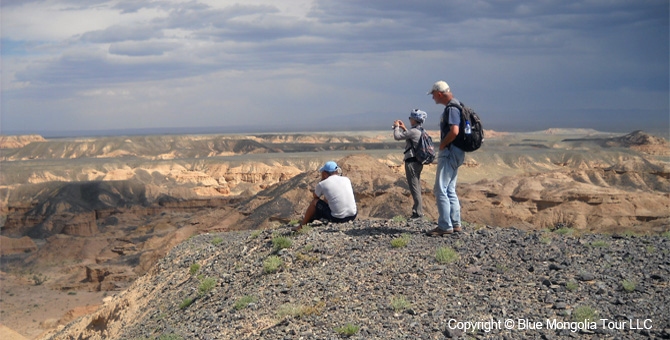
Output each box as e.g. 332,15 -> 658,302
1,0 -> 668,136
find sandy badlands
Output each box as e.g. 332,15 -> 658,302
0,129 -> 668,339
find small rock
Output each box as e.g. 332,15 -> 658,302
554,302 -> 567,309
549,263 -> 563,271
576,272 -> 595,281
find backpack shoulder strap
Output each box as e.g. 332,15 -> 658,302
404,127 -> 419,153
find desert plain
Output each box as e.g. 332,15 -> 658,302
0,128 -> 668,339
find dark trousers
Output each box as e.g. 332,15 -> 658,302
405,160 -> 424,216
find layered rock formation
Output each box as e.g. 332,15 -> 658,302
461,160 -> 670,233
1,129 -> 668,339
0,135 -> 46,149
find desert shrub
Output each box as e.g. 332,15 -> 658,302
390,234 -> 411,248
264,256 -> 283,274
211,237 -> 223,245
621,280 -> 636,292
334,323 -> 360,336
390,295 -> 411,312
662,231 -> 670,239
158,334 -> 183,340
554,227 -> 573,235
296,252 -> 319,263
392,215 -> 406,222
566,281 -> 579,291
249,230 -> 262,239
572,305 -> 598,323
620,230 -> 643,238
277,302 -> 325,318
289,220 -> 300,225
198,277 -> 216,297
272,236 -> 292,252
589,240 -> 609,248
495,264 -> 510,273
189,263 -> 200,276
32,273 -> 48,286
435,247 -> 458,264
646,245 -> 656,253
294,225 -> 312,235
540,236 -> 552,245
234,295 -> 258,310
179,298 -> 193,309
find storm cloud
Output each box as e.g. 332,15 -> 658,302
1,0 -> 668,135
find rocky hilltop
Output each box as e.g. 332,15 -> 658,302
40,220 -> 670,339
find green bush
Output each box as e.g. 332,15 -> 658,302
264,256 -> 283,274
566,281 -> 579,291
189,263 -> 200,276
234,295 -> 258,310
554,227 -> 573,235
294,225 -> 312,234
392,215 -> 406,222
390,234 -> 411,248
32,273 -> 48,286
390,295 -> 411,312
621,280 -> 636,292
334,323 -> 360,337
589,240 -> 609,248
179,298 -> 193,309
211,237 -> 223,245
272,236 -> 292,252
198,277 -> 216,297
572,305 -> 598,323
277,302 -> 324,318
435,247 -> 458,264
250,230 -> 262,239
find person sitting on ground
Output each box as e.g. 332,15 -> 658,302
393,109 -> 428,219
292,161 -> 357,232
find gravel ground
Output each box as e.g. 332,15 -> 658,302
45,219 -> 670,340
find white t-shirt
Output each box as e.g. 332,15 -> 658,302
315,175 -> 357,219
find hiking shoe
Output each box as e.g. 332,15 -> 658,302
290,225 -> 303,232
410,213 -> 423,219
453,226 -> 462,232
425,227 -> 453,236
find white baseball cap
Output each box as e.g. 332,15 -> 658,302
427,81 -> 450,94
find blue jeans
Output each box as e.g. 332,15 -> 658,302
434,145 -> 465,230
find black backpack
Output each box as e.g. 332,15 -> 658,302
409,127 -> 436,164
447,101 -> 484,152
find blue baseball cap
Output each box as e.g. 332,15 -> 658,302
319,161 -> 339,172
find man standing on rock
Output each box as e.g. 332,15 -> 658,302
426,81 -> 466,236
393,109 -> 428,219
292,161 -> 357,232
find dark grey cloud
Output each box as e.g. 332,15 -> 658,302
2,0 -> 667,134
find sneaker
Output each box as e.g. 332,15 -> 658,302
452,226 -> 462,232
410,213 -> 423,219
425,227 -> 453,236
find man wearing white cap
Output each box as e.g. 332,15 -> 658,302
292,161 -> 357,231
426,81 -> 466,236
